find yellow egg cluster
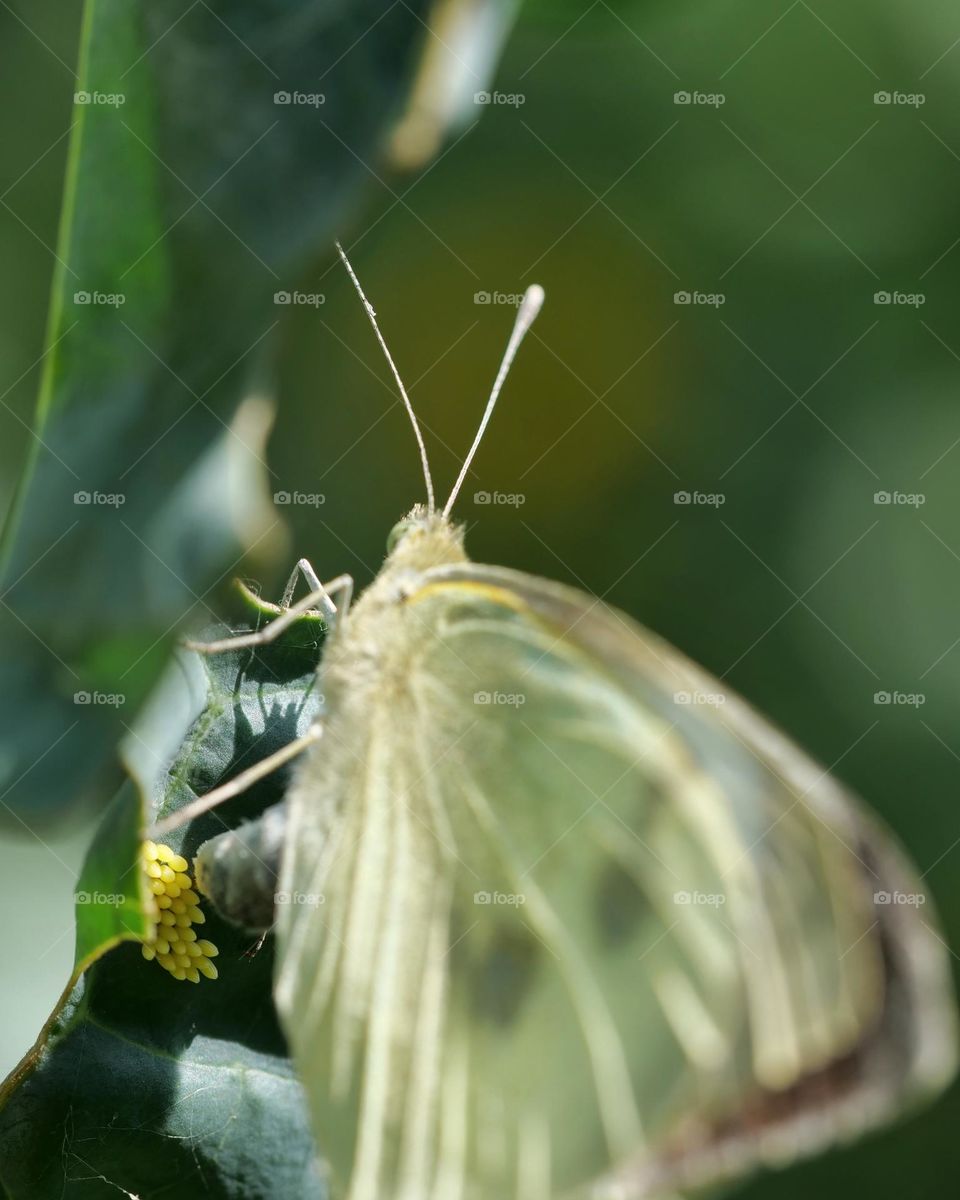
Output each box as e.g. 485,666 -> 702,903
140,840 -> 219,983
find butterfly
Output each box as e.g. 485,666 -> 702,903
160,246 -> 957,1200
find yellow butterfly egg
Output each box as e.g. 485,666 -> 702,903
138,841 -> 219,983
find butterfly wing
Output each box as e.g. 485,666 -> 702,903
275,561 -> 956,1200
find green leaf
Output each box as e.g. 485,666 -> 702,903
0,0 -> 438,824
0,587 -> 327,1198
73,785 -> 149,966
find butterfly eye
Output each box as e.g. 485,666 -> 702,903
139,840 -> 219,982
386,518 -> 415,554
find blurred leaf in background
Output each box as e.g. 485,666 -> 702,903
0,0 -> 507,825
4,0 -> 960,1195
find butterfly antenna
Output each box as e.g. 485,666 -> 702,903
442,284 -> 544,518
336,242 -> 436,512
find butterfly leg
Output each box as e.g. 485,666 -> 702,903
279,557 -> 325,610
148,724 -> 323,838
184,573 -> 354,655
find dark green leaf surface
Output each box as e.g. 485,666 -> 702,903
0,0 -> 434,823
0,589 -> 326,1198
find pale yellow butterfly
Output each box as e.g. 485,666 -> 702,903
168,247 -> 958,1200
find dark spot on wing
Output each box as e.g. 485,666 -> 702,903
595,860 -> 649,948
647,777 -> 669,807
469,924 -> 540,1027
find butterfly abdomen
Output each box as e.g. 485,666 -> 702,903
194,801 -> 288,932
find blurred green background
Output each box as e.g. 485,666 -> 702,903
3,0 -> 960,1193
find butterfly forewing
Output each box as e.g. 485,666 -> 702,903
275,557 -> 956,1200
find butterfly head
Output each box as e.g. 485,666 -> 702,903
385,505 -> 466,570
